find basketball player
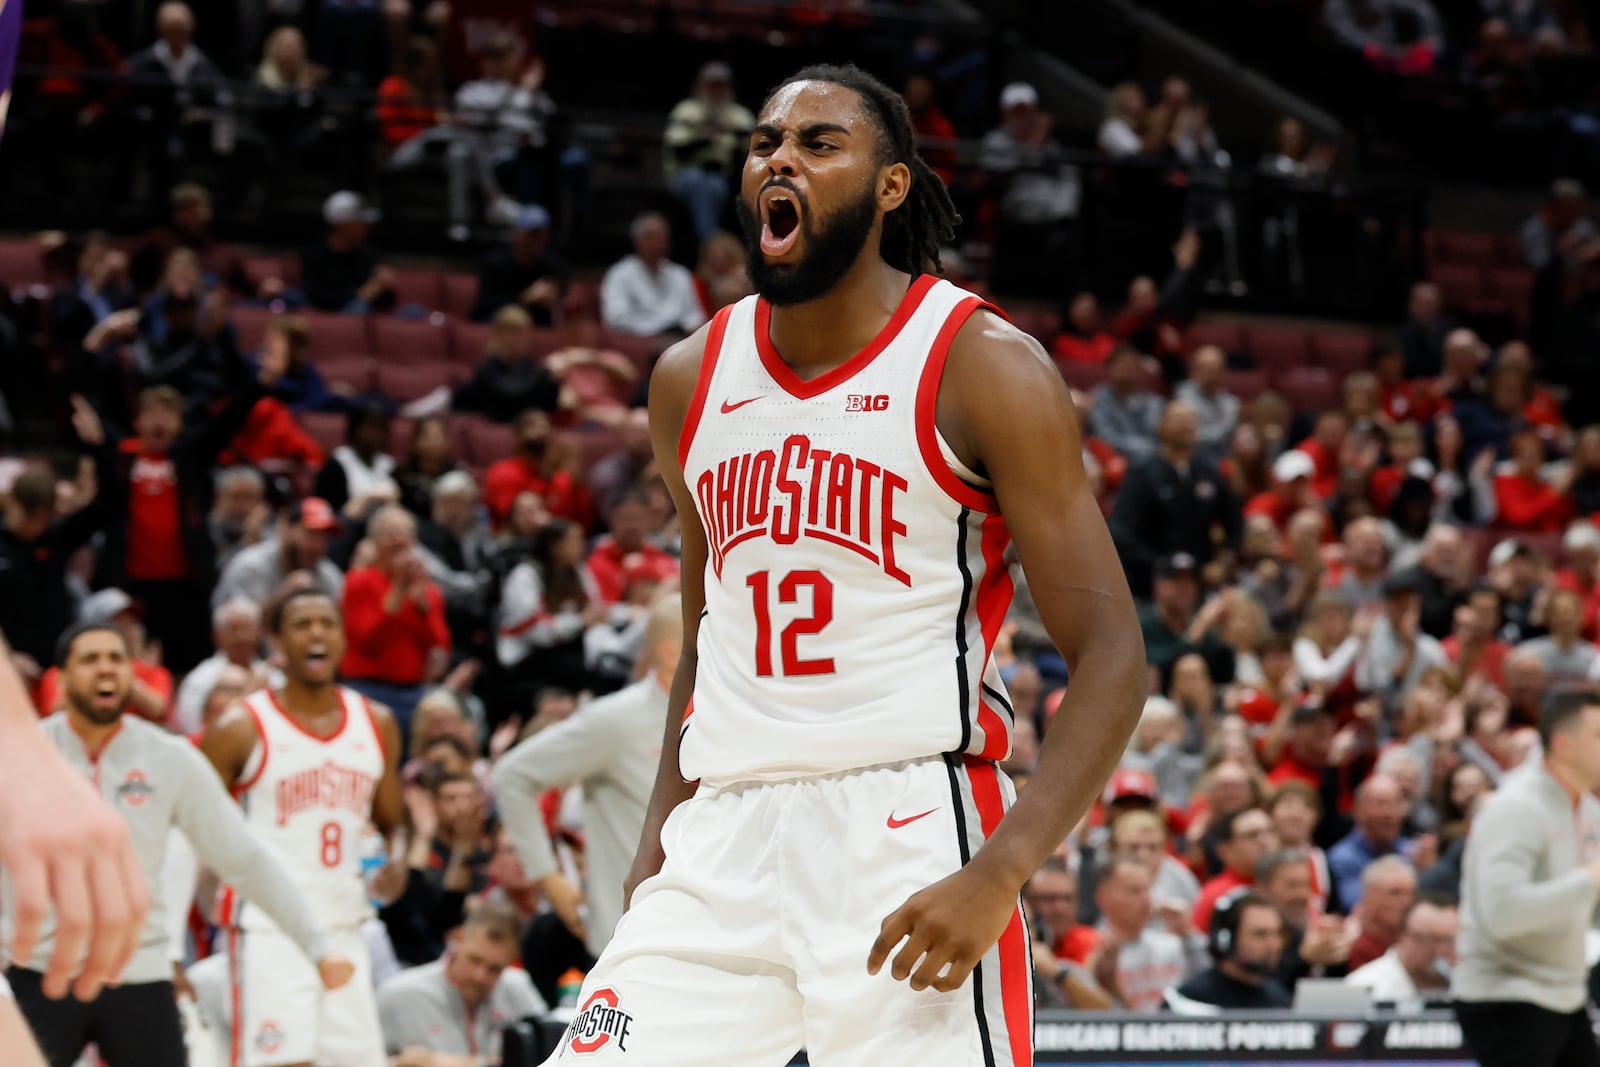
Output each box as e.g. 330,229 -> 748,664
0,634 -> 145,1067
548,64 -> 1145,1066
3,622 -> 353,1067
202,588 -> 404,1067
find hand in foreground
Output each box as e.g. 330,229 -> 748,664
0,718 -> 148,1000
868,866 -> 1016,992
318,955 -> 356,990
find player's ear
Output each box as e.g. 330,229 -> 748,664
877,160 -> 911,214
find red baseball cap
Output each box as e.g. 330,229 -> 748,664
289,497 -> 342,532
1104,768 -> 1158,805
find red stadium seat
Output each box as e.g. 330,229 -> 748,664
1425,229 -> 1498,270
231,306 -> 276,354
377,362 -> 459,402
1243,326 -> 1311,374
1007,307 -> 1061,347
318,356 -> 376,395
450,321 -> 493,364
1182,321 -> 1244,356
1494,233 -> 1526,268
1309,332 -> 1374,376
597,329 -> 663,373
390,269 -> 443,313
1429,263 -> 1485,313
302,311 -> 372,359
371,316 -> 451,365
1221,369 -> 1270,401
1056,362 -> 1107,393
245,256 -> 294,291
1276,367 -> 1340,413
562,364 -> 631,410
297,411 -> 346,456
1484,268 -> 1534,329
0,238 -> 45,287
440,273 -> 478,320
455,414 -> 519,467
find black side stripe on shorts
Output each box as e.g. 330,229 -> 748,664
943,754 -> 998,1067
953,507 -> 975,755
981,682 -> 1014,722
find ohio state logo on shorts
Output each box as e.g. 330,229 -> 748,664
256,1020 -> 285,1055
567,987 -> 633,1055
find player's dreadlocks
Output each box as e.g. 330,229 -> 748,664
765,63 -> 961,277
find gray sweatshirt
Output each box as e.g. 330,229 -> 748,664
1453,760 -> 1600,1012
492,676 -> 667,957
377,959 -> 545,1060
1,713 -> 329,984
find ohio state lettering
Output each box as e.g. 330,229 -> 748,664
695,433 -> 910,585
567,988 -> 633,1055
275,760 -> 378,826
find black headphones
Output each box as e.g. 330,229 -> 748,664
1208,888 -> 1250,961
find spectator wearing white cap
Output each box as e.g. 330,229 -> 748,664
1555,520 -> 1600,637
470,203 -> 569,324
1244,449 -> 1320,534
664,62 -> 756,240
979,80 -> 1082,294
299,191 -> 397,313
1519,178 -> 1598,272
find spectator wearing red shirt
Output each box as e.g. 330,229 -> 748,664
36,589 -> 173,724
1369,422 -> 1429,515
1494,430 -> 1573,533
1373,342 -> 1437,425
1555,521 -> 1600,639
1245,450 -> 1321,534
1441,589 -> 1510,688
483,410 -> 594,531
1194,807 -> 1277,933
1296,411 -> 1347,500
376,36 -> 444,152
586,487 -> 680,605
223,395 -> 325,472
1264,704 -> 1337,791
1345,856 -> 1417,969
1025,858 -> 1099,965
341,505 -> 451,739
1051,292 -> 1119,366
99,347 -> 285,674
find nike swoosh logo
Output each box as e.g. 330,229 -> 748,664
887,808 -> 939,830
720,396 -> 761,413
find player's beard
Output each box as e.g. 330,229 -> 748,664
67,688 -> 129,726
737,183 -> 879,307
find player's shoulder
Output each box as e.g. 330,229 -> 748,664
651,314 -> 730,397
946,300 -> 1055,377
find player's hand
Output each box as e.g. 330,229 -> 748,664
0,720 -> 147,1000
868,866 -> 1016,992
317,955 -> 356,990
541,871 -> 588,943
172,960 -> 197,1002
393,1046 -> 435,1067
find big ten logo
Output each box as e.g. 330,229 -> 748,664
845,394 -> 890,412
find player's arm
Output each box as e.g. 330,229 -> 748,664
870,310 -> 1146,992
368,701 -> 405,842
198,701 -> 260,791
621,326 -> 713,910
170,742 -> 351,990
0,632 -> 146,1001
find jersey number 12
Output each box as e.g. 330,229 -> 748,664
746,570 -> 836,677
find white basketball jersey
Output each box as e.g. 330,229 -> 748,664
678,275 -> 1017,786
229,686 -> 386,929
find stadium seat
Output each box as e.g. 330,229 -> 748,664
1425,229 -> 1497,270
377,362 -> 459,402
390,269 -> 443,313
562,364 -> 632,410
1007,307 -> 1061,347
318,356 -> 377,395
1309,332 -> 1374,376
231,306 -> 276,354
597,329 -> 662,373
372,316 -> 451,365
388,416 -> 415,460
1221,369 -> 1270,402
302,311 -> 373,359
1243,326 -> 1311,374
245,256 -> 293,291
0,238 -> 44,288
1484,268 -> 1534,329
1275,367 -> 1340,413
440,273 -> 478,320
1056,362 -> 1107,392
1429,263 -> 1485,313
1182,321 -> 1244,356
455,414 -> 519,467
1494,232 -> 1526,268
450,321 -> 493,364
297,411 -> 346,456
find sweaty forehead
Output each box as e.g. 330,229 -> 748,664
759,80 -> 872,134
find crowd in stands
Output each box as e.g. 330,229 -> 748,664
6,0 -> 1600,1057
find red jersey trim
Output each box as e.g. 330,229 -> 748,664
233,699 -> 272,794
677,306 -> 735,469
755,273 -> 938,400
265,687 -> 349,744
68,716 -> 124,767
915,296 -> 1003,513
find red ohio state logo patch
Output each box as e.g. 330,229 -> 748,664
567,987 -> 633,1055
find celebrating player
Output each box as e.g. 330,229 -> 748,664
3,622 -> 352,1067
202,588 -> 403,1067
547,63 -> 1145,1066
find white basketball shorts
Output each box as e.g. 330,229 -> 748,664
227,922 -> 383,1067
545,755 -> 1034,1066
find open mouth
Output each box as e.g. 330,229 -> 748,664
760,189 -> 802,257
306,647 -> 330,670
95,681 -> 119,701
